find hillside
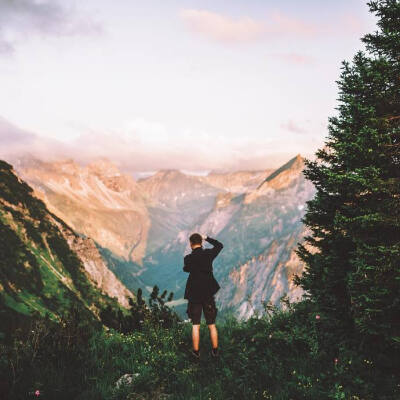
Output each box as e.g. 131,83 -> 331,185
14,156 -> 150,264
0,160 -> 134,329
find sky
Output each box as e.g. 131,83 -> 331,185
0,0 -> 378,174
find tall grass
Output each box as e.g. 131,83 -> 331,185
1,298 -> 398,399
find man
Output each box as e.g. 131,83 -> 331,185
183,233 -> 223,359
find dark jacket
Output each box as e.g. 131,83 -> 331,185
183,236 -> 223,302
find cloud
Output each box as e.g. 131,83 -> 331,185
179,9 -> 317,43
0,116 -> 324,173
0,0 -> 101,54
179,9 -> 266,43
272,53 -> 315,65
0,116 -> 36,144
0,116 -> 73,160
280,120 -> 307,135
179,9 -> 373,45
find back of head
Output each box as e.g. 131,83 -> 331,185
189,233 -> 202,245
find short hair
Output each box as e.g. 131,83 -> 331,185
189,233 -> 202,245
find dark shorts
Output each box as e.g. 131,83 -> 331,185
186,296 -> 218,325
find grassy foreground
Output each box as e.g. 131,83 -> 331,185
1,299 -> 398,400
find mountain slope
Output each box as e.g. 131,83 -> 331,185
138,169 -> 223,254
14,156 -> 150,264
199,169 -> 274,193
140,155 -> 315,319
0,160 -> 134,322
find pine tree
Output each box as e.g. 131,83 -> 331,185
295,0 -> 400,353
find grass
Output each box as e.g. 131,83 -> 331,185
1,300 -> 398,400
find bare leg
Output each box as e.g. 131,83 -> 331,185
208,323 -> 218,349
192,324 -> 200,351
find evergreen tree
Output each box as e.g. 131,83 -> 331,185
295,0 -> 400,354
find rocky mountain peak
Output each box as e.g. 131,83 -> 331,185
154,169 -> 185,180
260,154 -> 304,188
243,155 -> 305,204
87,158 -> 122,178
51,158 -> 82,175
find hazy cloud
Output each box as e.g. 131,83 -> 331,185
0,116 -> 321,173
179,9 -> 317,43
272,52 -> 315,65
0,116 -> 74,161
280,120 -> 308,135
179,9 -> 372,44
0,116 -> 36,144
0,0 -> 101,54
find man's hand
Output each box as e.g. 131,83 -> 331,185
201,234 -> 208,241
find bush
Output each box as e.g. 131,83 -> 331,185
2,296 -> 399,400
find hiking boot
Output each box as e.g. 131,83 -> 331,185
211,347 -> 219,358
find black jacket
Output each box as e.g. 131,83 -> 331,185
183,236 -> 223,302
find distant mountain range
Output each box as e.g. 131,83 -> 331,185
137,154 -> 315,319
9,153 -> 316,319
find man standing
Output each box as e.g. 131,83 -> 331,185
183,233 -> 223,359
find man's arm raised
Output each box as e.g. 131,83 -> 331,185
204,236 -> 223,260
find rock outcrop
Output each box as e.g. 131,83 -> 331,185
54,220 -> 134,308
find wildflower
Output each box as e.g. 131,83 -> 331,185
334,358 -> 339,364
35,390 -> 40,397
315,315 -> 320,320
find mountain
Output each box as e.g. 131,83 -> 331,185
137,169 -> 223,254
244,154 -> 305,203
12,153 -> 315,319
0,160 -> 134,324
14,156 -> 150,264
199,169 -> 275,193
139,155 -> 315,319
138,169 -> 220,207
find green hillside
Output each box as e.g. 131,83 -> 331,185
0,159 -> 129,335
